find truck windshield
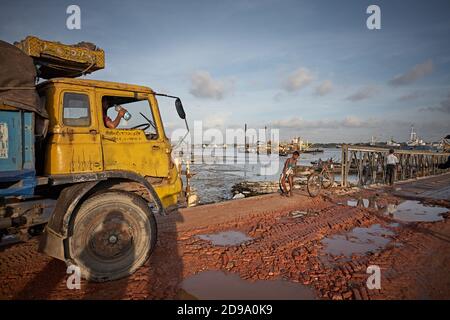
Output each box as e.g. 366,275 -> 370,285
103,96 -> 157,139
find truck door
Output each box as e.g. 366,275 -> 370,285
98,92 -> 170,178
49,90 -> 103,174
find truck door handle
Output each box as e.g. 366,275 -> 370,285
89,129 -> 98,135
152,145 -> 160,150
102,135 -> 117,142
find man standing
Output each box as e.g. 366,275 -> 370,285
386,149 -> 399,186
281,151 -> 299,197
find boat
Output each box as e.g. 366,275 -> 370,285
387,137 -> 401,147
302,148 -> 324,154
406,125 -> 427,147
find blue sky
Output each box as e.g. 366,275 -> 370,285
1,0 -> 449,142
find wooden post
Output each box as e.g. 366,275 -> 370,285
342,145 -> 345,187
244,123 -> 249,153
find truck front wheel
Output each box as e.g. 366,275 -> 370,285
68,190 -> 157,282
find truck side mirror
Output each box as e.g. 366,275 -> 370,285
175,98 -> 186,119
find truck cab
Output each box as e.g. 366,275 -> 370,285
0,37 -> 187,281
38,78 -> 182,208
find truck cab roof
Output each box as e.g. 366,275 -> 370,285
37,78 -> 155,94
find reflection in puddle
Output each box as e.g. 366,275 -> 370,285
385,200 -> 448,222
321,224 -> 395,260
347,198 -> 378,209
179,271 -> 317,300
198,231 -> 253,246
388,222 -> 400,228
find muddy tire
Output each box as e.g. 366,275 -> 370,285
321,170 -> 334,189
68,190 -> 157,282
307,173 -> 321,197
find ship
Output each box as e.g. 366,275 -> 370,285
404,126 -> 434,151
406,125 -> 426,147
387,137 -> 401,148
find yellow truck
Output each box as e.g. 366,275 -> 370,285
0,36 -> 187,281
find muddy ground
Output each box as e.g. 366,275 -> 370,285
0,185 -> 449,300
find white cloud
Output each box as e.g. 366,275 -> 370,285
315,80 -> 333,96
345,85 -> 378,102
270,116 -> 381,130
389,59 -> 434,86
203,112 -> 231,128
282,67 -> 314,92
189,70 -> 233,100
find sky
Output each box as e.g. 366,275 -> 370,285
1,0 -> 450,143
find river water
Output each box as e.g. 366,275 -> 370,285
176,147 -> 344,204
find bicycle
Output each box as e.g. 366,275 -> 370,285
306,159 -> 335,197
279,159 -> 335,197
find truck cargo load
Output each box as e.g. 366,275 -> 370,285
14,36 -> 105,79
1,36 -> 105,118
0,40 -> 46,117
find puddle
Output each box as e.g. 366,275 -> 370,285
347,198 -> 378,209
384,200 -> 448,222
198,231 -> 253,246
179,271 -> 317,300
388,222 -> 400,228
321,224 -> 395,259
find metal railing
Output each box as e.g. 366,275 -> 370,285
340,145 -> 450,187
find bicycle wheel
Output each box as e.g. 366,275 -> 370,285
307,173 -> 321,197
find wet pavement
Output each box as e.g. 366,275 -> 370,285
393,173 -> 450,200
384,200 -> 448,222
321,224 -> 395,261
179,270 -> 317,300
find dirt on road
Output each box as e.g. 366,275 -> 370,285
1,186 -> 449,300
